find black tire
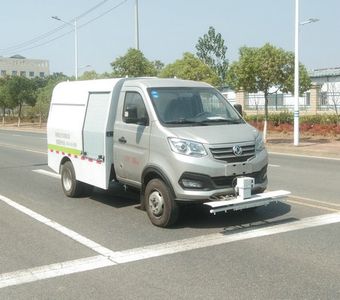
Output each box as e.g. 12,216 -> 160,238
145,179 -> 179,227
61,161 -> 85,197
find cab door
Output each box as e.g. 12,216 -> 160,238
113,88 -> 150,186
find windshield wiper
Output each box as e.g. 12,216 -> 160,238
164,119 -> 197,124
164,119 -> 209,125
164,118 -> 243,125
200,118 -> 244,124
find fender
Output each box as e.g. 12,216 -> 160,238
141,165 -> 176,208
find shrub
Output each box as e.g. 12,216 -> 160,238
245,113 -> 339,126
245,113 -> 340,137
269,111 -> 293,125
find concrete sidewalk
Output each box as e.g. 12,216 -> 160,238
1,124 -> 340,160
267,135 -> 340,159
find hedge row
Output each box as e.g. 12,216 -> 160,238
244,112 -> 340,125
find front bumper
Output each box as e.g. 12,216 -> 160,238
175,164 -> 268,203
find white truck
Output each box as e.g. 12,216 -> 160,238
47,78 -> 289,227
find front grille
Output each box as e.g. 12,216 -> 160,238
209,143 -> 255,162
211,165 -> 267,189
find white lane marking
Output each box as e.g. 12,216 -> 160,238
0,194 -> 116,258
269,151 -> 340,162
0,143 -> 46,155
290,195 -> 340,208
0,131 -> 46,140
0,255 -> 115,289
1,211 -> 340,289
288,199 -> 340,213
268,164 -> 280,167
33,169 -> 60,179
111,212 -> 340,264
1,193 -> 340,289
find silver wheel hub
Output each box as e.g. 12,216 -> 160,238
148,190 -> 164,217
62,168 -> 72,191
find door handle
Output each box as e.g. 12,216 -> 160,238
118,137 -> 127,144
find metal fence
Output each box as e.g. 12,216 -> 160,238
318,92 -> 340,111
244,91 -> 340,112
244,92 -> 311,112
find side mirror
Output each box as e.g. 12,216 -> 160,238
124,106 -> 149,126
234,104 -> 243,116
125,106 -> 138,123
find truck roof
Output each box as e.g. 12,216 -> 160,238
51,78 -> 213,106
51,78 -> 123,105
123,77 -> 212,88
54,77 -> 211,92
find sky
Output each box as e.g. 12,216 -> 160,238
1,0 -> 339,77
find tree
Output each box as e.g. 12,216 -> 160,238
196,26 -> 229,87
227,43 -> 311,141
79,70 -> 101,80
7,76 -> 37,126
152,60 -> 165,76
111,48 -> 157,77
32,76 -> 48,90
47,72 -> 69,81
34,82 -> 54,126
0,77 -> 11,125
160,52 -> 219,86
33,74 -> 69,126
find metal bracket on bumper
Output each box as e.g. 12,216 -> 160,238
204,190 -> 291,215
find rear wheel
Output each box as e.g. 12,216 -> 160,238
61,161 -> 86,197
145,179 -> 179,227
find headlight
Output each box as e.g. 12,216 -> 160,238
168,138 -> 207,157
255,133 -> 265,152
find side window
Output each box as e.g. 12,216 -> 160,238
123,91 -> 149,125
201,92 -> 229,116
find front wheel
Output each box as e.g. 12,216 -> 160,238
145,179 -> 179,227
61,161 -> 86,197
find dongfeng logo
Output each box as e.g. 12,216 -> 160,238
232,145 -> 243,156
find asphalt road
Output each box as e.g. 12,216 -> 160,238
1,129 -> 340,299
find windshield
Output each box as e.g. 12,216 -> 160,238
148,87 -> 244,126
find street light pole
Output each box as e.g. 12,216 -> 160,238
294,0 -> 299,146
52,16 -> 78,80
135,0 -> 140,50
293,0 -> 319,146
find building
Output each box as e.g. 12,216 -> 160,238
232,67 -> 340,114
0,55 -> 49,78
221,87 -> 236,105
310,67 -> 340,110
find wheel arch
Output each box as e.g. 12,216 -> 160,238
141,166 -> 176,206
59,156 -> 71,174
